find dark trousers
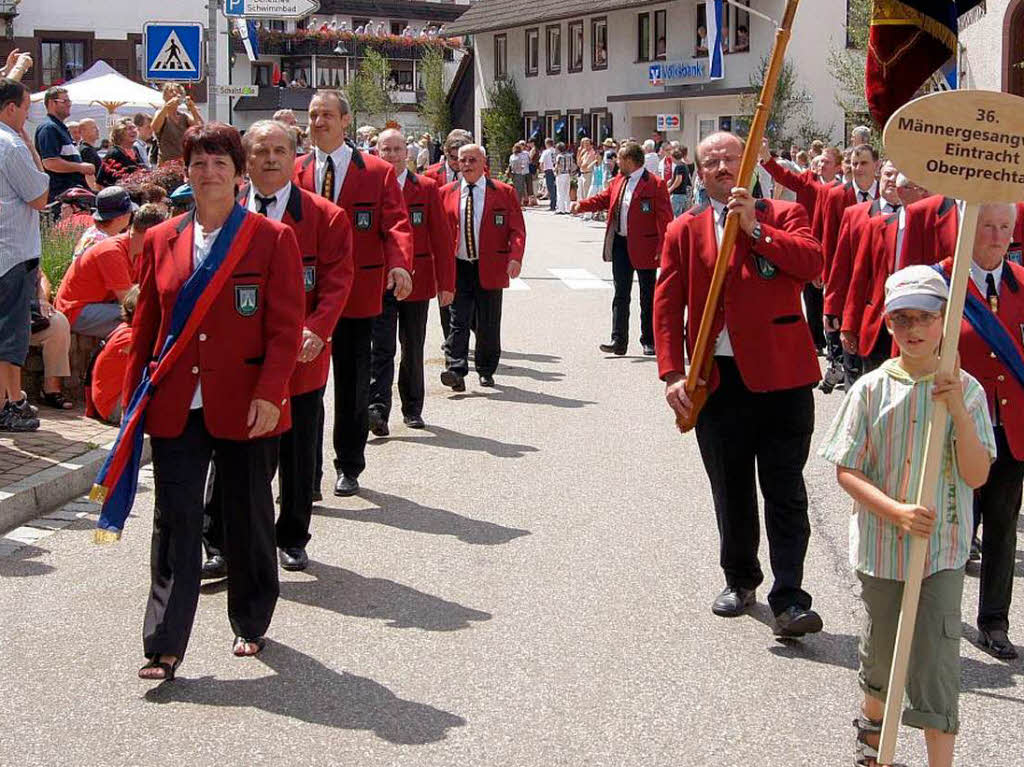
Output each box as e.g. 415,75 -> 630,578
145,410 -> 280,658
860,326 -> 892,374
545,169 -> 557,210
803,283 -> 825,351
276,386 -> 325,549
974,426 -> 1024,632
446,259 -> 502,377
332,316 -> 373,480
695,357 -> 815,615
611,234 -> 656,348
370,291 -> 429,420
439,304 -> 451,348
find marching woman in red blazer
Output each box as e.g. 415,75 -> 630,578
202,120 -> 354,576
655,131 -> 824,638
573,141 -> 673,356
132,123 -> 304,681
439,144 -> 525,390
293,90 -> 413,498
369,129 -> 454,433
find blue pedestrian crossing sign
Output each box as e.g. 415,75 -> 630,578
144,22 -> 204,83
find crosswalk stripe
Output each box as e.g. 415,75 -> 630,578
548,267 -> 611,290
508,277 -> 531,291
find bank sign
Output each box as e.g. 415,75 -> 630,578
649,60 -> 708,86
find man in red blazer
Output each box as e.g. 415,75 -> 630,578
572,141 -> 673,356
369,129 -> 454,433
294,90 -> 413,498
202,120 -> 354,576
131,123 -> 305,681
439,144 -> 525,390
655,131 -> 824,638
901,193 -> 961,267
940,203 -> 1024,660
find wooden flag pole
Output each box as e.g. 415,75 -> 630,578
675,0 -> 800,433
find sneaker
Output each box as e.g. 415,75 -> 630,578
0,401 -> 40,432
969,536 -> 982,563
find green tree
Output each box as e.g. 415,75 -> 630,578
346,49 -> 395,130
481,76 -> 522,179
417,46 -> 451,141
737,56 -> 835,148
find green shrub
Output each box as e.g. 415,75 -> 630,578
40,218 -> 83,288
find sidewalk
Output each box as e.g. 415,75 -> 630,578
0,405 -> 129,535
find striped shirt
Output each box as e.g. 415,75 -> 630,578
819,358 -> 996,580
0,123 -> 48,275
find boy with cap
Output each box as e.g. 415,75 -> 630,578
819,264 -> 996,767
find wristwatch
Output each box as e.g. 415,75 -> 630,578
750,222 -> 763,244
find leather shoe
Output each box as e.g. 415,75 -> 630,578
711,586 -> 756,617
979,628 -> 1019,660
334,474 -> 360,497
641,344 -> 656,356
403,414 -> 425,429
599,342 -> 627,356
774,606 -> 823,638
368,408 -> 389,437
479,374 -> 495,387
440,369 -> 466,392
201,554 -> 227,580
279,547 -> 309,572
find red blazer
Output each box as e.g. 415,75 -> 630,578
760,157 -> 829,221
819,181 -> 875,284
126,211 -> 305,440
424,161 -> 459,186
1014,202 -> 1024,253
402,172 -> 455,301
823,198 -> 885,317
440,177 -> 526,291
941,256 -> 1024,460
902,195 -> 959,266
576,169 -> 674,270
811,178 -> 844,243
293,141 -> 413,318
654,199 -> 823,394
240,183 -> 355,395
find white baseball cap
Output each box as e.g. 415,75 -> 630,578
884,265 -> 949,314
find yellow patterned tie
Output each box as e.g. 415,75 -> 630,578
465,182 -> 477,260
321,155 -> 335,200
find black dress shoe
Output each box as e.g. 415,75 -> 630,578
641,344 -> 656,356
711,587 -> 756,617
440,369 -> 466,392
334,474 -> 360,497
479,374 -> 495,387
599,342 -> 627,355
774,606 -> 823,638
979,628 -> 1019,660
368,409 -> 389,437
201,554 -> 227,580
403,414 -> 425,429
279,547 -> 309,572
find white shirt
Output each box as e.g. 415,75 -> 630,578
246,181 -> 291,222
314,143 -> 352,201
456,177 -> 485,261
880,198 -> 900,215
190,221 -> 223,410
854,180 -> 878,203
970,259 -> 1003,298
643,152 -> 661,176
618,167 -> 645,236
709,198 -> 735,357
540,147 -> 557,171
396,168 -> 408,189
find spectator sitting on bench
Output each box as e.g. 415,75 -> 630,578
86,285 -> 137,424
54,202 -> 165,338
29,268 -> 73,409
72,185 -> 135,258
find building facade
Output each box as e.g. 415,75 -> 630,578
959,0 -> 1024,96
447,0 -> 847,153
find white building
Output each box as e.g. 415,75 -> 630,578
958,0 -> 1024,96
446,0 -> 848,152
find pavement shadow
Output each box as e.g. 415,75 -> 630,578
450,383 -> 596,410
494,363 -> 565,383
380,424 -> 538,458
500,350 -> 562,364
143,639 -> 465,744
278,560 -> 492,631
746,602 -> 860,669
0,543 -> 55,577
318,488 -> 530,546
960,623 -> 1024,699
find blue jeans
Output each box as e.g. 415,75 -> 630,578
544,170 -> 557,210
671,194 -> 688,218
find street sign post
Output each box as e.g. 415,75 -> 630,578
223,0 -> 319,19
144,22 -> 204,83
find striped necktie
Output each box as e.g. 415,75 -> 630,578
464,182 -> 478,261
321,154 -> 335,200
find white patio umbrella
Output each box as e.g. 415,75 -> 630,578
29,60 -> 164,129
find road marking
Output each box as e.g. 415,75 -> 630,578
548,268 -> 611,290
508,278 -> 531,291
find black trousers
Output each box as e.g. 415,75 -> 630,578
860,326 -> 892,374
695,357 -> 815,615
276,386 -> 325,549
974,426 -> 1024,632
332,316 -> 373,480
446,259 -> 502,377
803,283 -> 825,351
545,169 -> 557,210
611,234 -> 656,348
145,410 -> 280,658
370,290 -> 429,420
439,304 -> 451,348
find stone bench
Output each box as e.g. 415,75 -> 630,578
22,333 -> 103,404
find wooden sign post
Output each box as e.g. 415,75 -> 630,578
878,88 -> 1024,765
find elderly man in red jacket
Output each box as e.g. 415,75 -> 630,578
572,141 -> 673,356
655,131 -> 824,639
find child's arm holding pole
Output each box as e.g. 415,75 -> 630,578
836,467 -> 935,539
932,368 -> 991,489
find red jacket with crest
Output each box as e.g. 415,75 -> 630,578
240,183 -> 354,395
575,169 -> 674,270
293,141 -> 412,318
439,177 -> 526,291
424,161 -> 460,187
654,199 -> 823,394
126,211 -> 305,439
401,172 -> 455,301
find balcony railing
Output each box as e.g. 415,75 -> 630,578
233,85 -> 425,112
230,29 -> 459,60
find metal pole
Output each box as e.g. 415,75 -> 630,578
207,0 -> 219,121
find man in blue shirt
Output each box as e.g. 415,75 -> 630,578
34,86 -> 94,203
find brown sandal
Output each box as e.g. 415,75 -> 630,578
41,391 -> 73,410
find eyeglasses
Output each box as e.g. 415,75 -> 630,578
888,311 -> 942,329
700,155 -> 741,170
52,98 -> 71,104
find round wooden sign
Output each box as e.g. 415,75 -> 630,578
883,89 -> 1024,204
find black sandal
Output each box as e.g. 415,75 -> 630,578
232,636 -> 265,657
138,656 -> 180,681
41,391 -> 73,410
853,715 -> 882,766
